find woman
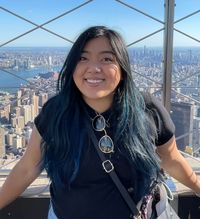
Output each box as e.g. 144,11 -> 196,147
0,26 -> 199,219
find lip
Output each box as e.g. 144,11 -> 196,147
84,78 -> 104,87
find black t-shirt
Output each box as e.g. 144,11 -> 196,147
34,93 -> 175,219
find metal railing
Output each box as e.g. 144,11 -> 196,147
0,0 -> 200,181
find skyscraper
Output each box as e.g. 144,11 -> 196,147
0,127 -> 5,158
21,105 -> 32,124
24,126 -> 32,145
30,92 -> 39,118
39,93 -> 48,107
16,90 -> 22,107
198,75 -> 200,96
16,116 -> 25,129
13,135 -> 22,148
171,102 -> 194,151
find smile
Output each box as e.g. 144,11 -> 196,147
85,79 -> 104,84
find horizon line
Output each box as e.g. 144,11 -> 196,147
0,46 -> 200,49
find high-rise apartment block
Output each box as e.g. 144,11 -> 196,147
39,93 -> 48,107
171,102 -> 194,151
11,116 -> 17,128
5,133 -> 16,146
21,105 -> 32,124
0,105 -> 10,123
30,92 -> 39,118
16,90 -> 22,107
24,126 -> 32,145
0,110 -> 8,123
13,135 -> 22,148
16,116 -> 25,129
0,127 -> 6,157
12,106 -> 21,117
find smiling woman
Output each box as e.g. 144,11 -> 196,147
0,26 -> 200,219
73,36 -> 122,113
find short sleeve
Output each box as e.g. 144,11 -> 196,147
34,95 -> 58,144
34,108 -> 46,141
142,93 -> 175,146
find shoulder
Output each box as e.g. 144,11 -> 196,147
141,92 -> 175,146
37,95 -> 61,117
34,95 -> 60,141
141,92 -> 171,121
141,92 -> 163,111
41,94 -> 60,112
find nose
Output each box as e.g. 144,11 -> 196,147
94,66 -> 101,72
87,62 -> 101,73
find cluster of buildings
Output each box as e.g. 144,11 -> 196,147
0,47 -> 200,161
0,72 -> 58,159
0,47 -> 67,70
130,47 -> 200,156
129,47 -> 200,100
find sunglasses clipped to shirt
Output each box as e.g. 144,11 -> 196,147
92,114 -> 114,154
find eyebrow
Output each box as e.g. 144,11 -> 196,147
81,50 -> 115,55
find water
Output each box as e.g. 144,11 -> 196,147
0,66 -> 61,93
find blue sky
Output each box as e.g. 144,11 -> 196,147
0,0 -> 199,47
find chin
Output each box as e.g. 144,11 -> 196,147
87,95 -> 104,100
84,91 -> 105,98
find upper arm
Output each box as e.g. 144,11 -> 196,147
156,135 -> 178,157
143,92 -> 175,146
156,135 -> 182,169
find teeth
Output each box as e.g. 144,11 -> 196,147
86,79 -> 103,83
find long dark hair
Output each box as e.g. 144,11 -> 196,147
39,26 -> 162,201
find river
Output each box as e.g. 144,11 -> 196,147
0,66 -> 61,93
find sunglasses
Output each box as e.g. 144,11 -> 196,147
92,114 -> 114,154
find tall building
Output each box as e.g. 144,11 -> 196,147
0,110 -> 8,124
1,104 -> 10,122
39,93 -> 48,107
193,117 -> 200,155
171,102 -> 194,151
16,90 -> 22,106
48,55 -> 52,66
192,105 -> 200,156
21,105 -> 32,124
30,104 -> 35,121
24,126 -> 32,145
20,88 -> 28,96
5,133 -> 16,146
16,116 -> 25,129
11,115 -> 17,128
12,107 -> 21,117
13,135 -> 22,148
198,75 -> 200,96
30,92 -> 39,118
0,127 -> 5,157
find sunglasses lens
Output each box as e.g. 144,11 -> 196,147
92,114 -> 114,154
92,115 -> 105,131
99,135 -> 114,153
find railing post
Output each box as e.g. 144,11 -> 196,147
162,0 -> 175,112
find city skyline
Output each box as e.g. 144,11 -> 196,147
0,2 -> 199,216
0,0 -> 200,157
0,0 -> 200,47
0,32 -> 200,163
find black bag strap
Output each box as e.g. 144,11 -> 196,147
87,122 -> 140,218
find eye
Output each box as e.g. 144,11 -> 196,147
79,56 -> 87,62
102,57 -> 114,63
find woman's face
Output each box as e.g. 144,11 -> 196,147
73,36 -> 122,111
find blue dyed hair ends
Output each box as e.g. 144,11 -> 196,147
40,26 -> 163,201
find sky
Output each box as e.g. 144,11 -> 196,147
0,0 -> 200,47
